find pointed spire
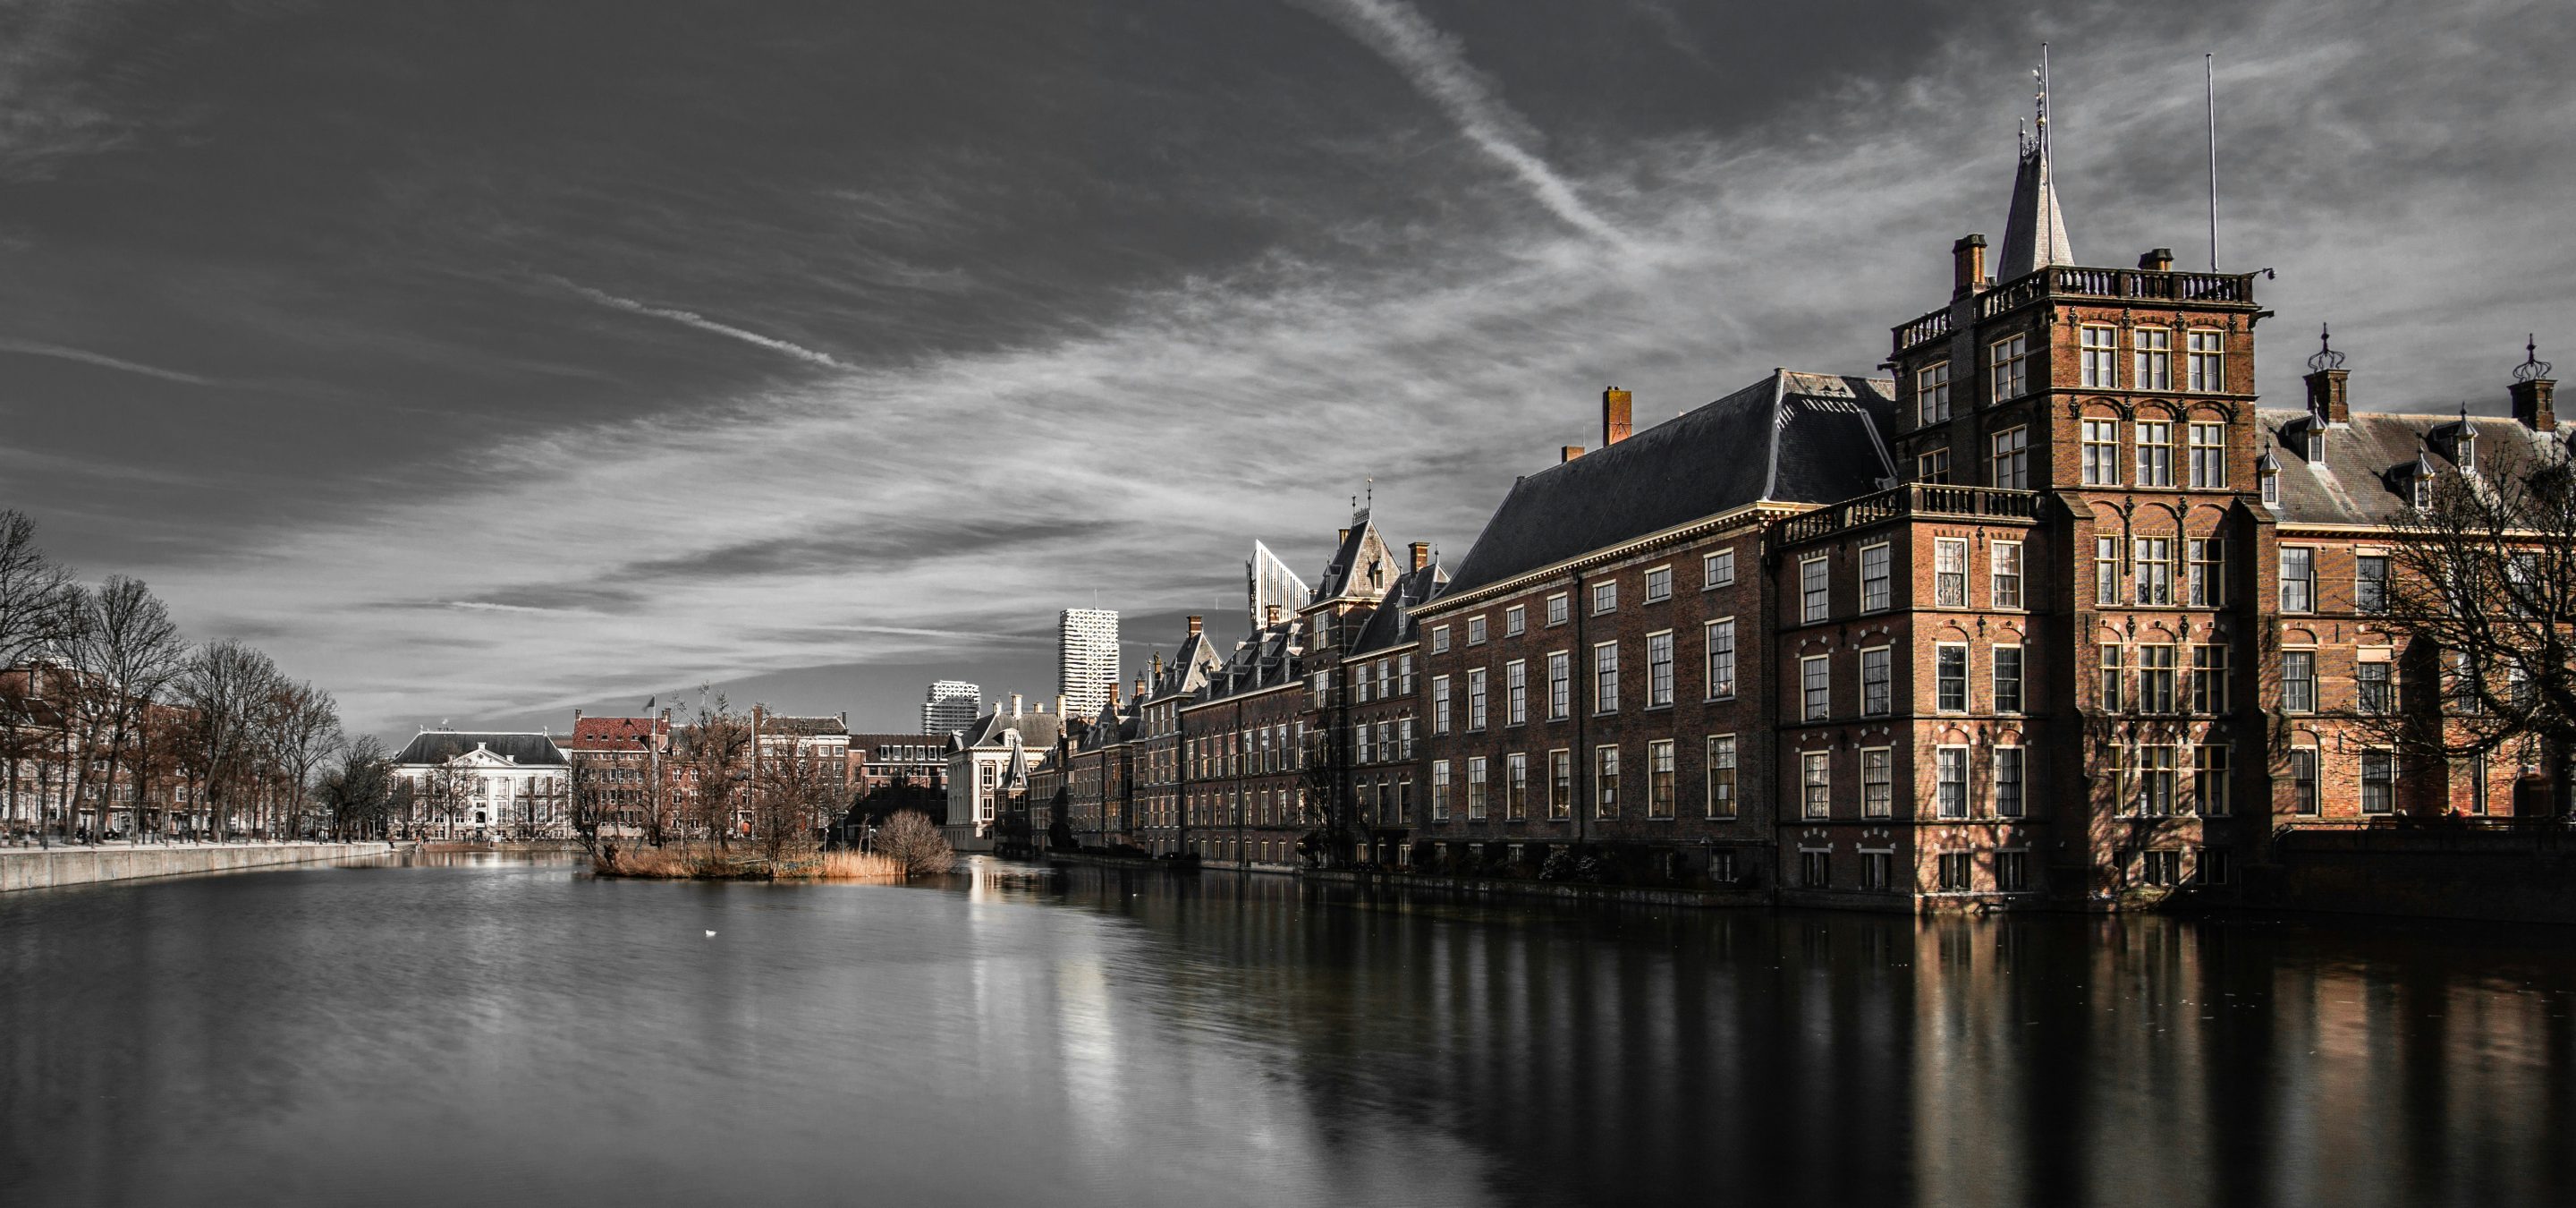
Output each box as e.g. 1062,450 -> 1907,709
1996,47 -> 2073,280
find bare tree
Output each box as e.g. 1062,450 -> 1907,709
68,577 -> 188,841
319,736 -> 397,839
262,680 -> 343,838
176,642 -> 282,838
875,809 -> 954,878
0,514 -> 77,837
679,693 -> 751,849
2370,441 -> 2576,815
751,743 -> 838,862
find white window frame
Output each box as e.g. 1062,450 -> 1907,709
1703,619 -> 1736,701
1702,548 -> 1735,590
1801,654 -> 1831,721
1592,642 -> 1619,714
1800,554 -> 1830,623
1990,335 -> 2030,403
1643,566 -> 1673,603
2080,324 -> 2118,388
1705,735 -> 1737,819
1860,541 -> 1891,613
1646,630 -> 1674,709
1918,360 -> 1951,424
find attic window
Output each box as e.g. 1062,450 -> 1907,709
2412,472 -> 2432,511
2458,429 -> 2479,474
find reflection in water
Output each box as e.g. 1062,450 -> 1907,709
2,855 -> 2572,1206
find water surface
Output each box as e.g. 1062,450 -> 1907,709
4,852 -> 2572,1206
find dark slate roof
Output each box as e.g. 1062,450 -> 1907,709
1200,617 -> 1305,702
393,731 -> 568,767
1149,630 -> 1225,702
760,714 -> 848,737
1351,560 -> 1448,655
2260,408 -> 2572,526
1443,370 -> 1897,597
1310,510 -> 1396,604
952,708 -> 1066,753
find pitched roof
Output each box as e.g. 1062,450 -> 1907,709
952,708 -> 1066,753
1310,510 -> 1397,604
1148,629 -> 1225,702
562,716 -> 667,752
1350,559 -> 1448,654
392,731 -> 568,767
1996,137 -> 2073,280
2260,408 -> 2571,526
1441,370 -> 1897,598
759,714 -> 848,737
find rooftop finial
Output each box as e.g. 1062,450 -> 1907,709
2515,334 -> 2554,383
2307,323 -> 2346,373
1997,45 -> 2072,278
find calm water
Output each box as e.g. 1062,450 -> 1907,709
4,854 -> 2574,1207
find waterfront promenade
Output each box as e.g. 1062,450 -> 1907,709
0,839 -> 394,893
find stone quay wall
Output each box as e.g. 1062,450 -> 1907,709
0,841 -> 394,893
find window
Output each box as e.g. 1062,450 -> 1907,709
1504,605 -> 1526,636
1801,849 -> 1831,888
2262,467 -> 2279,506
2141,850 -> 2183,888
2187,538 -> 2226,608
1647,740 -> 1675,819
2081,325 -> 2118,387
1860,646 -> 1893,717
2449,650 -> 2482,716
2095,535 -> 2123,605
1936,644 -> 1968,713
2198,848 -> 2232,886
1934,538 -> 1969,607
1432,760 -> 1452,821
1592,582 -> 1617,614
1918,447 -> 1952,484
1466,668 -> 1488,730
1935,746 -> 1969,818
1594,746 -> 1620,818
1644,566 -> 1672,602
1399,718 -> 1414,759
1702,549 -> 1735,589
1645,632 -> 1675,708
1860,851 -> 1893,892
1918,360 -> 1951,424
1994,645 -> 2024,714
1991,425 -> 2029,489
2467,753 -> 2489,817
2136,421 -> 2175,487
1860,542 -> 1891,612
2082,418 -> 2121,484
2458,429 -> 2479,475
1467,616 -> 1487,645
2140,645 -> 2177,714
1801,655 -> 1832,720
1801,751 -> 1830,820
2279,548 -> 2315,612
2187,329 -> 2224,393
1706,736 -> 1737,819
1996,851 -> 2029,892
1466,757 -> 1487,821
2360,750 -> 2395,814
1593,642 -> 1619,713
2099,644 -> 2126,712
1861,747 -> 1892,818
1400,654 -> 1415,695
2133,327 -> 2173,390
2139,745 -> 2177,816
2276,747 -> 2318,817
1800,555 -> 1830,623
1549,749 -> 1572,820
1545,593 -> 1568,626
1546,651 -> 1571,719
2195,744 -> 2230,816
1710,850 -> 1739,883
2133,537 -> 2174,605
1505,659 -> 1528,726
1938,852 -> 1973,892
1356,722 -> 1374,764
1704,620 -> 1736,700
2188,421 -> 2227,488
1992,541 -> 2022,609
1430,625 -> 1451,654
2282,651 -> 2317,713
2355,555 -> 2390,614
1432,675 -> 1453,734
1990,335 -> 2030,402
2191,643 -> 2231,714
1352,665 -> 1371,704
1996,747 -> 2025,817
1505,753 -> 1528,821
2357,659 -> 2393,714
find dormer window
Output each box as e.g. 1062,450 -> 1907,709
2458,429 -> 2479,474
2257,445 -> 2282,506
2412,473 -> 2431,511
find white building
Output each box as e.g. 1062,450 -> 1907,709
390,730 -> 571,839
942,695 -> 1063,851
1057,608 -> 1119,719
920,680 -> 981,736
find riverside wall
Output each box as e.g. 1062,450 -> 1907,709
0,841 -> 394,893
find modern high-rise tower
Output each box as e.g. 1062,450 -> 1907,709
920,680 -> 981,736
1057,608 -> 1120,719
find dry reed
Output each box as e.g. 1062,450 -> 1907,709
590,844 -> 901,881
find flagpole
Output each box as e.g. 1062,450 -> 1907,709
2207,53 -> 2219,271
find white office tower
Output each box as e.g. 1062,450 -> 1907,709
921,680 -> 982,736
1057,608 -> 1120,719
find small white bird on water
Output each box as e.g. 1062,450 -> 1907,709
704,930 -> 716,938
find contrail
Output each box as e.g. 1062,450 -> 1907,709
547,277 -> 852,370
1307,0 -> 1628,246
0,339 -> 220,385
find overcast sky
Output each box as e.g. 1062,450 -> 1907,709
2,0 -> 2569,738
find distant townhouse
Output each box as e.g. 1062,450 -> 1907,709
943,695 -> 1064,850
390,730 -> 571,840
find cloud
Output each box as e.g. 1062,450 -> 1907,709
1302,0 -> 1631,247
545,276 -> 854,370
0,338 -> 219,385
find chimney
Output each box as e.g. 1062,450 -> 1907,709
572,709 -> 583,723
1952,234 -> 1987,295
1265,603 -> 1282,626
1132,674 -> 1148,702
1560,445 -> 1584,464
1409,541 -> 1429,572
2304,325 -> 2351,427
2139,248 -> 2175,272
1186,615 -> 1203,636
1602,387 -> 1632,447
1010,693 -> 1023,716
2511,336 -> 2557,432
1108,680 -> 1121,706
1336,527 -> 1349,546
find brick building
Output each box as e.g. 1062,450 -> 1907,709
563,711 -> 672,838
1179,608 -> 1308,870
